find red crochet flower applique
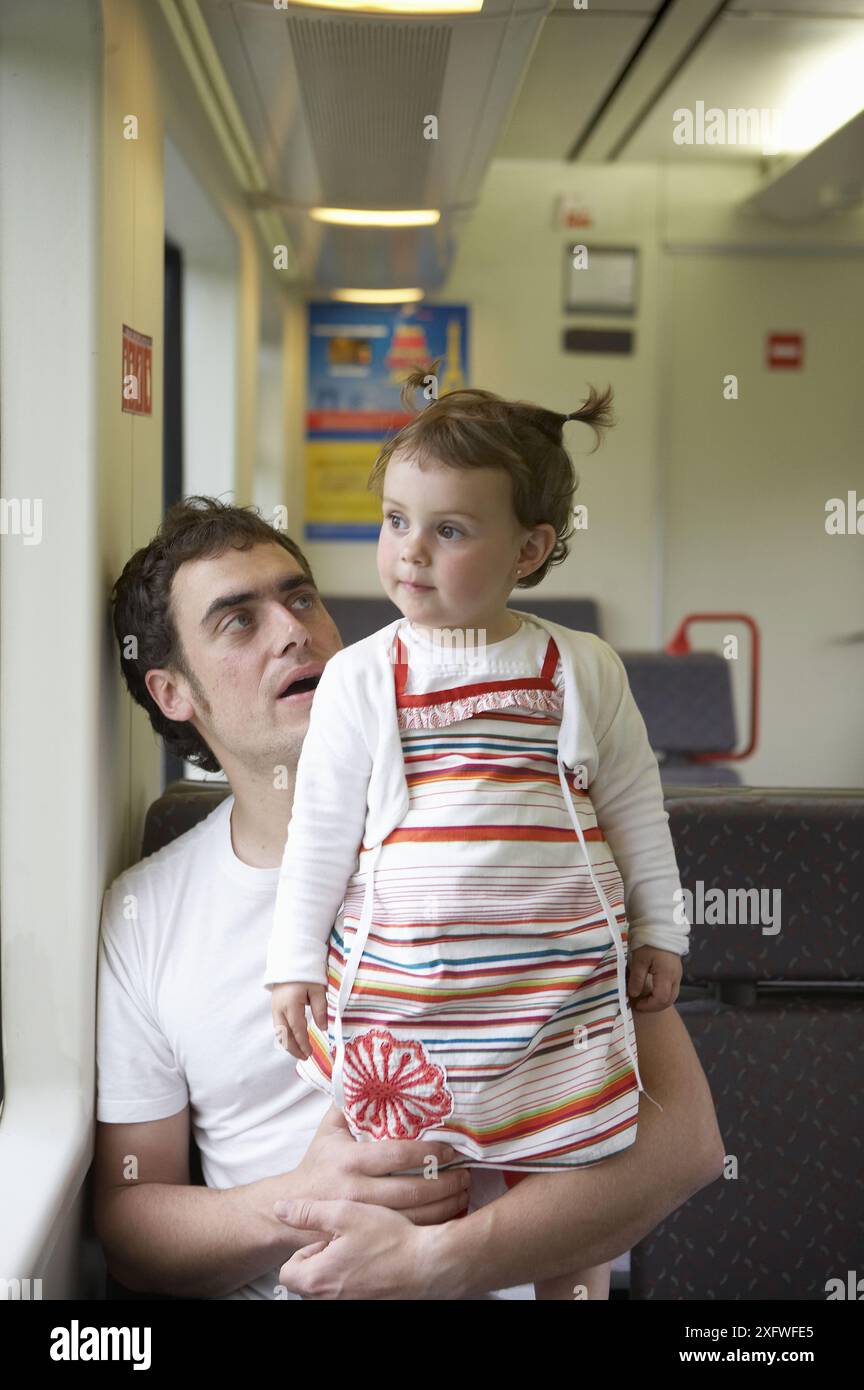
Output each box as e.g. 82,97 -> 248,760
342,1028 -> 454,1140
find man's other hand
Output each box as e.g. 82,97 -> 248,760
274,1198 -> 436,1300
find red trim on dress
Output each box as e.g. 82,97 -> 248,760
392,629 -> 561,709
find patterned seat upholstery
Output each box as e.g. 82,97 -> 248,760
621,652 -> 737,754
631,787 -> 864,1299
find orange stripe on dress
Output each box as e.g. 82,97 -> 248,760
305,1026 -> 334,1080
376,823 -> 607,845
405,765 -> 570,786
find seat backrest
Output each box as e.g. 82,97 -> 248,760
146,782 -> 864,984
507,596 -> 601,636
141,780 -> 231,858
320,594 -> 602,649
621,651 -> 737,754
664,787 -> 864,984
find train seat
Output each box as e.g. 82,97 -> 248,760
620,650 -> 741,786
631,786 -> 864,1299
141,779 -> 231,859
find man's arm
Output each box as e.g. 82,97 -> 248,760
277,1006 -> 726,1299
92,1108 -> 309,1299
92,1105 -> 471,1300
424,1007 -> 724,1297
93,885 -> 310,1299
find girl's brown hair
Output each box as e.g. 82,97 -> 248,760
367,364 -> 614,587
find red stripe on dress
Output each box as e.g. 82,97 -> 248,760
391,633 -> 560,708
403,755 -> 561,771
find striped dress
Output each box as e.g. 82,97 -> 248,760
296,617 -> 642,1171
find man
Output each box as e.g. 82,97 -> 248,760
93,496 -> 724,1300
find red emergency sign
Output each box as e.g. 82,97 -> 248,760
122,324 -> 153,414
766,333 -> 804,370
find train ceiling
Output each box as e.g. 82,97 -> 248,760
178,0 -> 864,293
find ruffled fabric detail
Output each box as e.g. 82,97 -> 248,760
397,685 -> 562,730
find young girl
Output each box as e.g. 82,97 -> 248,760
264,368 -> 689,1300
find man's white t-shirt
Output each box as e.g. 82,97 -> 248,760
96,795 -> 532,1300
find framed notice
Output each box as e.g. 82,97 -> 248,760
563,245 -> 639,316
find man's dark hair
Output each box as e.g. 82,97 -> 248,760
110,496 -> 314,773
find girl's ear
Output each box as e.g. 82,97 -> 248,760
517,523 -> 558,575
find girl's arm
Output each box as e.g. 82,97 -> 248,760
264,653 -> 373,986
587,641 -> 691,957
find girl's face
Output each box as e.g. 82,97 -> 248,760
377,450 -> 552,640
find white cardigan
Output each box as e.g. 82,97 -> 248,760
264,611 -> 691,986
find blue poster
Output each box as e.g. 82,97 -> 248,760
305,301 -> 470,540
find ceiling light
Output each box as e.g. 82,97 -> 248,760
765,33 -> 864,155
330,288 -> 425,303
286,1 -> 484,13
309,208 -> 441,227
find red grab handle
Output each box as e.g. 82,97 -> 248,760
664,613 -> 760,761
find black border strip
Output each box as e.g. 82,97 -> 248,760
567,0 -> 730,162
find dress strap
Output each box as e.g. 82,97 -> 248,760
392,624 -> 560,710
555,756 -> 664,1114
540,636 -> 560,683
392,632 -> 409,698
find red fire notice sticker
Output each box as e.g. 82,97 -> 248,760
122,324 -> 153,414
766,333 -> 804,370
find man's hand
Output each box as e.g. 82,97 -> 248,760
274,1199 -> 433,1300
271,981 -> 327,1059
285,1104 -> 471,1228
627,946 -> 682,1011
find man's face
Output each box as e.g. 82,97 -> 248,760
160,542 -> 342,776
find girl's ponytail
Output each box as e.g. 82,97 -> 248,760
516,384 -> 614,455
562,383 -> 615,453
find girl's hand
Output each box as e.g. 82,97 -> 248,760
272,981 -> 328,1059
626,946 -> 682,1012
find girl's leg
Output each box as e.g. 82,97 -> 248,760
536,1263 -> 611,1301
